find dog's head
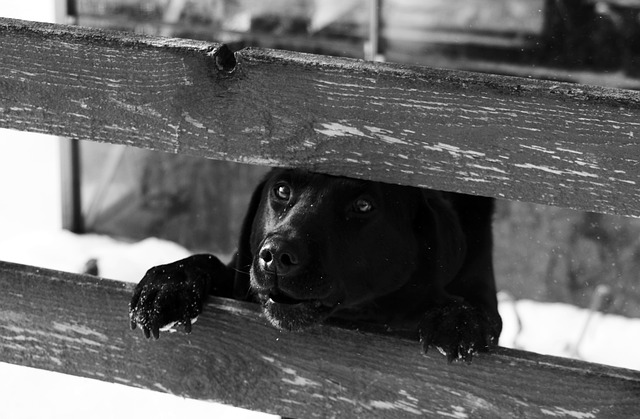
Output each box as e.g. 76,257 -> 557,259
237,169 -> 465,331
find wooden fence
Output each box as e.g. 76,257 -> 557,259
1,17 -> 640,418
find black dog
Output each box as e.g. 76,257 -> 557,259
129,168 -> 502,362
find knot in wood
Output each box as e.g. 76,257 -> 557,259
210,44 -> 237,73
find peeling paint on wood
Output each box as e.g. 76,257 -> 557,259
3,18 -> 640,216
539,407 -> 598,418
1,261 -> 640,418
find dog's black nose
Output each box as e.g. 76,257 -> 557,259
258,240 -> 300,275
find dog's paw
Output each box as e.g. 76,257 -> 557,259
129,257 -> 212,339
418,301 -> 501,363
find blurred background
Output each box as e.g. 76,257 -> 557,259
2,1 -> 640,416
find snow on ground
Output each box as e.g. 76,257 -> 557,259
0,230 -> 192,283
499,293 -> 640,370
0,361 -> 272,419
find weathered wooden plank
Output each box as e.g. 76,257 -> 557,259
3,18 -> 640,217
1,260 -> 639,418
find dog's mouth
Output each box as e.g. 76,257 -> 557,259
268,289 -> 314,306
259,289 -> 335,332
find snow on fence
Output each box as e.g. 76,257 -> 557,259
1,17 -> 640,418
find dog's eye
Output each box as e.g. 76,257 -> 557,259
354,198 -> 374,213
274,184 -> 291,201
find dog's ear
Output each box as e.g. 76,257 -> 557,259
418,190 -> 466,286
232,174 -> 270,300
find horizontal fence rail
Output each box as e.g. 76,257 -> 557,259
3,18 -> 640,217
1,261 -> 639,418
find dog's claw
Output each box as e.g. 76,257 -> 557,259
129,255 -> 215,340
419,301 -> 499,363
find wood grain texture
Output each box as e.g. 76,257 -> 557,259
1,261 -> 639,418
3,17 -> 640,218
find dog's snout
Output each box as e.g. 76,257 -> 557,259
259,240 -> 300,275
